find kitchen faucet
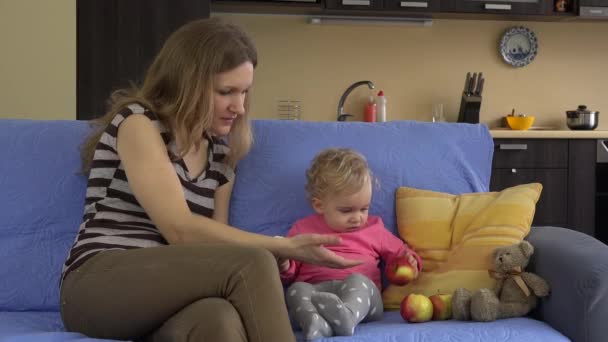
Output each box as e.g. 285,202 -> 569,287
337,80 -> 375,121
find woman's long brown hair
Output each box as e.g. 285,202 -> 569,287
80,17 -> 257,174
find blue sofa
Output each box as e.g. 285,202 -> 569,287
1,118 -> 607,342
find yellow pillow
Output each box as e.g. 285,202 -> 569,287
382,183 -> 542,310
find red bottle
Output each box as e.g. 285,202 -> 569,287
364,95 -> 377,123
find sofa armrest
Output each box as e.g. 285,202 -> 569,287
526,226 -> 608,342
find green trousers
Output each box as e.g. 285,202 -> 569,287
60,244 -> 296,342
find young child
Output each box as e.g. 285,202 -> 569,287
279,148 -> 422,340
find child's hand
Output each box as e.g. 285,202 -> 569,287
277,257 -> 290,273
406,253 -> 418,274
386,252 -> 419,286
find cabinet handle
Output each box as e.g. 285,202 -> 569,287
400,1 -> 428,8
484,3 -> 512,10
499,143 -> 528,150
342,0 -> 371,5
511,168 -> 517,174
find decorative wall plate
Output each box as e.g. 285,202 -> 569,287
500,26 -> 538,68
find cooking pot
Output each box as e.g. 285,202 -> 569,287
566,105 -> 599,130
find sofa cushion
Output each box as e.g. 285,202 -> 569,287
230,120 -> 494,238
383,183 -> 541,309
0,312 -> 117,341
0,311 -> 569,342
0,120 -> 90,311
297,314 -> 570,342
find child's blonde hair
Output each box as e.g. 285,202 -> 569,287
305,148 -> 371,200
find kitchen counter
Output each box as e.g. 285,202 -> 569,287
490,128 -> 608,139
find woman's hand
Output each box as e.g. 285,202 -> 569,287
278,234 -> 363,269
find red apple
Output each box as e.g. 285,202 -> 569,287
429,293 -> 453,320
400,293 -> 433,323
386,256 -> 418,286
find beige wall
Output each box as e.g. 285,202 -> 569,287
0,0 -> 75,120
219,14 -> 608,129
1,3 -> 607,129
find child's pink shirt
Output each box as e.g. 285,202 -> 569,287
280,214 -> 421,290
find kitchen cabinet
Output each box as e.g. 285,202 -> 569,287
326,0 -> 382,10
212,0 -> 438,14
490,139 -> 596,237
77,0 -> 210,120
567,139 -> 596,237
211,0 -> 324,15
211,0 -> 588,20
384,0 -> 440,13
440,0 -> 546,16
326,0 -> 439,13
440,0 -> 580,17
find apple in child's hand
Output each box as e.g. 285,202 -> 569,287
400,293 -> 433,323
386,256 -> 417,286
429,293 -> 453,320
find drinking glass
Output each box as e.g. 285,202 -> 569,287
432,103 -> 445,123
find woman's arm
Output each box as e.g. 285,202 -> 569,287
212,178 -> 233,224
117,114 -> 361,268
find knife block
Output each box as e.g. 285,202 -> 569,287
457,93 -> 482,124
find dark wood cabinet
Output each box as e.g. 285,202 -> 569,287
490,139 -> 596,237
326,0 -> 382,10
211,0 -> 589,19
77,0 -> 210,120
211,0 -> 324,15
492,140 -> 568,169
567,139 -> 596,237
325,0 -> 440,12
491,168 -> 568,226
440,0 -> 546,15
384,0 -> 440,13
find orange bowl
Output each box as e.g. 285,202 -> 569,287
506,116 -> 535,130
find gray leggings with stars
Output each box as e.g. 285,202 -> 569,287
285,273 -> 383,340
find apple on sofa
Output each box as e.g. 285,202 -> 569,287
1,118 -> 607,342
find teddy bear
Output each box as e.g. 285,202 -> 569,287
451,241 -> 550,322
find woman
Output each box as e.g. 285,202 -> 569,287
60,17 -> 360,342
